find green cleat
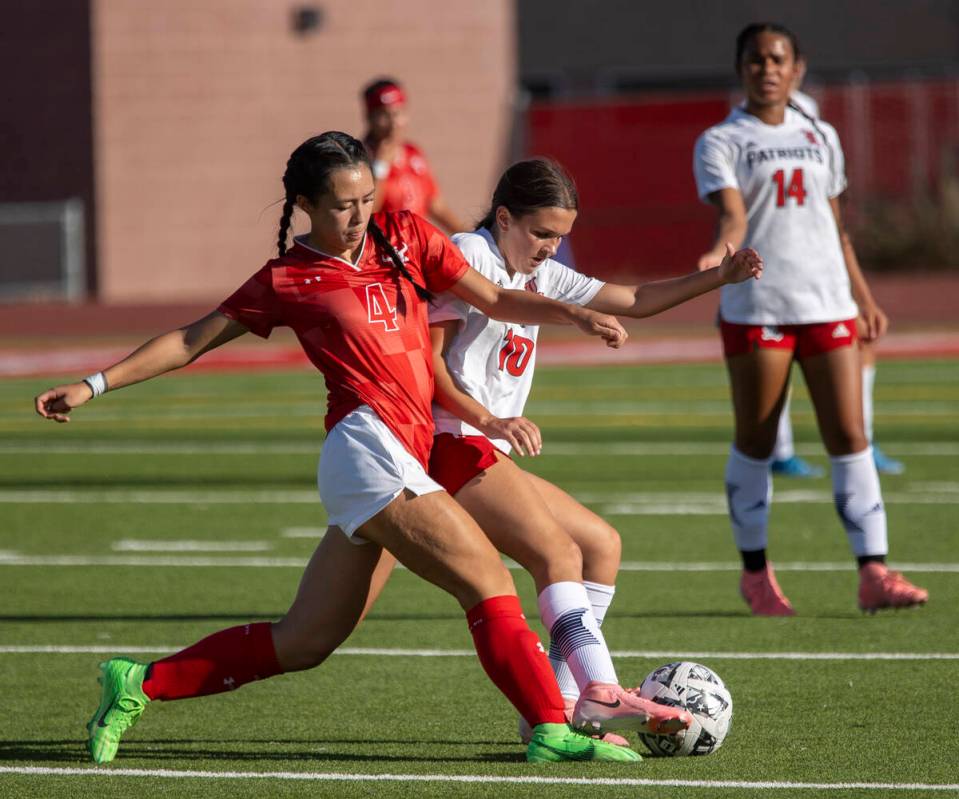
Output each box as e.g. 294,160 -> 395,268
526,723 -> 642,763
86,657 -> 150,764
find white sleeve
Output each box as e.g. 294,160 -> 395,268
693,130 -> 738,201
824,123 -> 848,198
546,261 -> 605,306
428,287 -> 469,324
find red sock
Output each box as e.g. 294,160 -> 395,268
142,622 -> 282,701
466,595 -> 566,728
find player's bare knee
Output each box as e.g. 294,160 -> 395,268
526,535 -> 583,587
825,428 -> 868,456
580,523 -> 621,570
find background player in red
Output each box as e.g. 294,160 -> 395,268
34,132 -> 644,765
363,77 -> 467,234
693,23 -> 928,616
426,158 -> 762,744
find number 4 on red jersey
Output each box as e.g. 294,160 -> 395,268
366,283 -> 399,331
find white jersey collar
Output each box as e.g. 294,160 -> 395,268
476,226 -> 525,284
292,233 -> 368,271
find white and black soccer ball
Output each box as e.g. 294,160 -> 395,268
637,661 -> 733,757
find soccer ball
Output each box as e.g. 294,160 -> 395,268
636,661 -> 732,756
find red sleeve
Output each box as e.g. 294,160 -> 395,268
407,212 -> 469,293
217,266 -> 279,339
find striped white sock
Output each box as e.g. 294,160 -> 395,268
725,446 -> 773,552
831,447 -> 888,557
548,581 -> 617,700
539,581 -> 618,690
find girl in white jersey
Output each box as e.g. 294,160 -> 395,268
771,57 -> 905,478
426,158 -> 762,742
693,22 -> 928,615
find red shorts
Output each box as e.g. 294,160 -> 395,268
428,433 -> 506,496
720,318 -> 858,359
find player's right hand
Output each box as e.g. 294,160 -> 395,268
479,415 -> 542,457
574,308 -> 628,349
34,382 -> 93,423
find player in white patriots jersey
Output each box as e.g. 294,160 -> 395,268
427,158 -> 762,743
770,60 -> 905,478
694,23 -> 927,616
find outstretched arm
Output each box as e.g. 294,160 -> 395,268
829,196 -> 887,342
446,267 -> 627,349
429,321 -> 542,456
587,244 -> 763,318
34,311 -> 249,423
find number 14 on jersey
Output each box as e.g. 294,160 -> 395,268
772,168 -> 806,207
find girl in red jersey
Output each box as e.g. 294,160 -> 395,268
693,23 -> 928,616
362,78 -> 466,234
34,132 -> 646,765
426,158 -> 762,744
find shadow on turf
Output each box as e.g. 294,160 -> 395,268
0,739 -> 524,764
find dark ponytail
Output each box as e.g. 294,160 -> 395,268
787,100 -> 837,181
276,199 -> 294,257
276,130 -> 432,301
367,219 -> 432,302
477,158 -> 578,231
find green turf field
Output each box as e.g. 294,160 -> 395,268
1,359 -> 957,798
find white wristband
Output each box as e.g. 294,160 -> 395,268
82,372 -> 108,398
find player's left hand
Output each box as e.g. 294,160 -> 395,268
718,242 -> 763,284
573,308 -> 628,349
856,302 -> 888,342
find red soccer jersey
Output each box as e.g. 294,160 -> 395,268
374,142 -> 438,218
218,211 -> 469,468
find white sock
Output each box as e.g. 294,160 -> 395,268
862,365 -> 876,443
548,580 -> 618,700
772,391 -> 795,461
539,581 -> 618,691
831,447 -> 888,557
583,580 -> 616,625
725,447 -> 773,552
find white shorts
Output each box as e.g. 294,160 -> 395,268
317,405 -> 444,540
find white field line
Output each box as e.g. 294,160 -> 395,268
0,767 -> 957,793
111,539 -> 272,553
2,441 -> 958,457
3,401 -> 957,424
2,488 -> 959,506
1,552 -> 957,573
0,646 -> 957,662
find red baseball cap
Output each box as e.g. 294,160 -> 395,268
363,80 -> 407,112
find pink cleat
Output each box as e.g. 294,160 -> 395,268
518,697 -> 631,747
740,564 -> 795,616
572,681 -> 693,736
858,563 -> 929,613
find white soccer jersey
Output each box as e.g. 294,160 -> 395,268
694,106 -> 858,325
429,227 -> 604,453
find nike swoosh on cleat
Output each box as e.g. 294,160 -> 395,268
97,699 -> 116,728
585,698 -> 622,709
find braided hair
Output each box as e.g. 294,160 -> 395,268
276,131 -> 431,301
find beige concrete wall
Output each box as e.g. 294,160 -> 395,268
92,1 -> 515,302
